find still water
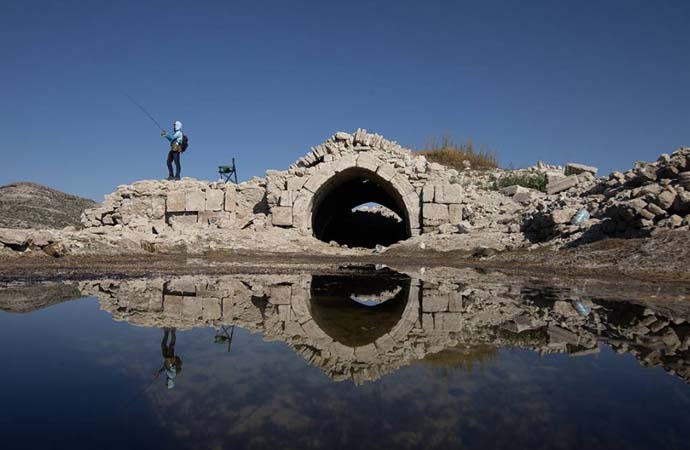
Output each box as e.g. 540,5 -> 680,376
1,267 -> 690,450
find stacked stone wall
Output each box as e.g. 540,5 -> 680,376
78,129 -> 488,240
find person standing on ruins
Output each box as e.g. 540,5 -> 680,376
161,120 -> 187,181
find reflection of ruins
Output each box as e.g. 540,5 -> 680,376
79,268 -> 690,385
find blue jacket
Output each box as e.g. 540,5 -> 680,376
164,130 -> 183,146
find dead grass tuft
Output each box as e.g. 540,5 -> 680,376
416,136 -> 499,171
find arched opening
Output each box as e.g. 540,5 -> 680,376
311,167 -> 411,248
309,268 -> 411,347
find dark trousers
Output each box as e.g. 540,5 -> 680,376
167,150 -> 181,177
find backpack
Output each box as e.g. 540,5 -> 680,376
180,134 -> 189,152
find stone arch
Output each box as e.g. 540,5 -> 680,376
292,155 -> 421,240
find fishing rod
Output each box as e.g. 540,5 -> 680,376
122,91 -> 166,132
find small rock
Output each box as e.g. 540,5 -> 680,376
646,203 -> 666,217
43,242 -> 67,258
668,214 -> 683,228
655,190 -> 677,209
0,228 -> 28,246
551,208 -> 577,224
636,165 -> 658,182
438,223 -> 459,234
334,131 -> 352,141
472,247 -> 496,258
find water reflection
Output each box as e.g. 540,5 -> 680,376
74,267 -> 690,386
4,269 -> 690,449
156,328 -> 182,390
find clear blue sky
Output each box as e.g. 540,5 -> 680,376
2,0 -> 689,201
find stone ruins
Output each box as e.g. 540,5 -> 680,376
80,129 -> 467,238
1,128 -> 689,256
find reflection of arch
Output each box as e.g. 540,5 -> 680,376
292,155 -> 421,238
309,274 -> 411,347
287,271 -> 420,361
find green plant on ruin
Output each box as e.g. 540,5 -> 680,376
491,171 -> 548,192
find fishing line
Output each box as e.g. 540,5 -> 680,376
121,91 -> 166,132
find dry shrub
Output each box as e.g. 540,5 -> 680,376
416,136 -> 499,170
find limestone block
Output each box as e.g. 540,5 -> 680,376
279,191 -> 294,207
334,131 -> 352,141
272,206 -> 293,227
436,312 -> 463,331
513,189 -> 540,204
449,204 -> 463,224
167,212 -> 198,227
448,295 -> 463,312
422,292 -> 449,312
0,228 -> 28,246
357,153 -> 380,172
422,185 -> 435,203
422,203 -> 449,226
224,189 -> 237,211
391,174 -> 417,197
374,333 -> 396,352
151,196 -> 166,219
202,298 -> 222,320
291,193 -> 312,231
205,189 -> 224,211
27,230 -> 54,247
551,208 -> 577,224
199,211 -> 233,227
500,185 -> 530,196
656,190 -> 677,210
239,187 -> 266,209
546,175 -> 579,195
286,176 -> 306,191
275,304 -> 290,321
167,191 -> 186,213
305,321 -> 331,345
269,285 -> 292,305
565,163 -> 598,176
376,163 -> 397,181
546,171 -> 566,184
283,320 -> 305,337
163,295 -> 183,318
168,279 -> 197,294
354,343 -> 378,360
422,313 -> 434,330
303,170 -> 334,193
333,154 -> 357,173
182,297 -> 203,319
185,189 -> 205,211
435,184 -> 462,204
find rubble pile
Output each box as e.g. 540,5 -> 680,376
600,148 -> 690,233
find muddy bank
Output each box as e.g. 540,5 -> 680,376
1,230 -> 690,288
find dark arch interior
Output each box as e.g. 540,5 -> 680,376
309,269 -> 412,347
311,168 -> 410,248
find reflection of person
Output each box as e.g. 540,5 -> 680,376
154,328 -> 183,389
